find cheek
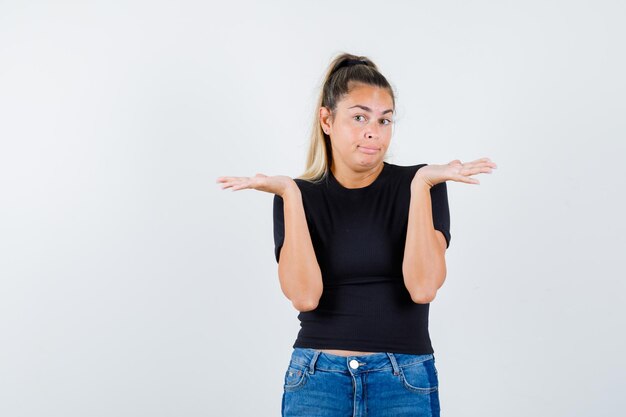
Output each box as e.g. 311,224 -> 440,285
344,126 -> 365,143
339,125 -> 358,137
335,128 -> 359,145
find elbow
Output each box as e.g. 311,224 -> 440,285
292,297 -> 320,312
278,273 -> 323,312
403,264 -> 445,304
405,276 -> 438,304
410,290 -> 437,304
291,282 -> 323,312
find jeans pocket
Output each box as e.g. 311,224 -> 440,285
399,357 -> 439,394
283,362 -> 308,392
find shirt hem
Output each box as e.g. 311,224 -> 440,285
293,340 -> 434,355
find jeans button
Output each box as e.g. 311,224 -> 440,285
349,359 -> 359,369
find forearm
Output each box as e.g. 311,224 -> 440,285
402,183 -> 447,303
278,187 -> 323,311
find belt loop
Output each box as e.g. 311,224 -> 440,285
386,352 -> 400,376
309,350 -> 321,374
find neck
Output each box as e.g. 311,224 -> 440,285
330,161 -> 384,189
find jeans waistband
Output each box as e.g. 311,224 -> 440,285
289,347 -> 435,376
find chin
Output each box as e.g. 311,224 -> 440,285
355,156 -> 383,167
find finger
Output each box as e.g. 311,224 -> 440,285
221,182 -> 235,190
465,159 -> 492,170
478,160 -> 498,169
454,159 -> 493,180
480,166 -> 494,174
231,181 -> 245,191
477,158 -> 497,169
221,178 -> 243,189
223,182 -> 241,190
232,179 -> 253,191
463,163 -> 494,175
217,176 -> 243,183
460,164 -> 483,176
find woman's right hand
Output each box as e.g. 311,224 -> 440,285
216,173 -> 297,197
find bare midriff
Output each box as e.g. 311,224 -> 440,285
319,349 -> 379,357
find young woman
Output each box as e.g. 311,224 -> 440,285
217,53 -> 497,417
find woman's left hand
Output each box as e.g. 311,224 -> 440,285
412,157 -> 498,189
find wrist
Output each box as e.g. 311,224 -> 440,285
411,178 -> 432,192
281,183 -> 301,199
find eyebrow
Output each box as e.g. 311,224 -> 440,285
347,105 -> 394,115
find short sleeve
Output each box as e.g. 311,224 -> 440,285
430,181 -> 451,248
273,194 -> 285,263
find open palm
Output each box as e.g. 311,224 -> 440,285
413,157 -> 498,188
216,173 -> 296,197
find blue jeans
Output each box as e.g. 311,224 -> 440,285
282,347 -> 440,417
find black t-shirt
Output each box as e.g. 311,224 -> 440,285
272,161 -> 451,354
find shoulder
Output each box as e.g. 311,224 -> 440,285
273,177 -> 324,199
273,177 -> 327,208
293,175 -> 329,193
294,177 -> 318,187
384,162 -> 428,180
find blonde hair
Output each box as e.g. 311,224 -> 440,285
297,53 -> 396,183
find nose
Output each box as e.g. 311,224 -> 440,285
365,120 -> 381,140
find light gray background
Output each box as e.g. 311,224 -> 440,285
1,1 -> 624,416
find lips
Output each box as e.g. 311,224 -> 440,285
358,145 -> 380,154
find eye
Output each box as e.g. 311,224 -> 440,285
354,115 -> 366,122
381,119 -> 393,125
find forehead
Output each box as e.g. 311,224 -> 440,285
338,83 -> 394,111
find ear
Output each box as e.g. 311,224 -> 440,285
319,106 -> 332,134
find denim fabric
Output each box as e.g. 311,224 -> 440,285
282,347 -> 440,417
